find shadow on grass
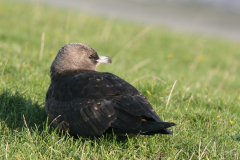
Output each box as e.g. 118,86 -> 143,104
0,88 -> 47,131
0,88 -> 132,142
75,133 -> 132,142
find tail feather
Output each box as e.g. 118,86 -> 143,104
140,121 -> 176,135
105,121 -> 176,135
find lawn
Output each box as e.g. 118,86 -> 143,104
0,0 -> 240,159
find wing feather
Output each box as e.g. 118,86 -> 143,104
45,71 -> 174,136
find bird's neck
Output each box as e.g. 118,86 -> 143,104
50,69 -> 97,81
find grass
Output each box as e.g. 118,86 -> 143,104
0,0 -> 240,159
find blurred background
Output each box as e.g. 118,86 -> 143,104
1,1 -> 240,159
17,0 -> 240,41
1,1 -> 240,158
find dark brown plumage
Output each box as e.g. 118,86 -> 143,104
45,43 -> 176,136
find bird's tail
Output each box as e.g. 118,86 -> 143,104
140,121 -> 176,135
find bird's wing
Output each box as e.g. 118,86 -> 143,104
45,71 -> 174,136
45,72 -> 117,136
99,73 -> 176,134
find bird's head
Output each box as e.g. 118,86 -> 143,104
51,43 -> 112,74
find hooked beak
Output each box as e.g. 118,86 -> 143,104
96,56 -> 112,64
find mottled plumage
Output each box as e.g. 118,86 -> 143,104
45,43 -> 176,136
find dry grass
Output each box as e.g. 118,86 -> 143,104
0,0 -> 240,159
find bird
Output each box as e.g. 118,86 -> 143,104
45,43 -> 176,137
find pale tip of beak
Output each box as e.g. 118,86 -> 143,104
97,56 -> 112,64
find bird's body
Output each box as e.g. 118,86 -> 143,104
45,43 -> 176,136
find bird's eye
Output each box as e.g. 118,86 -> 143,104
89,55 -> 93,59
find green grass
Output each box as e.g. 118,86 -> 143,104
1,0 -> 240,159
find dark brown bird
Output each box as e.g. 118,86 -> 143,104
45,43 -> 176,136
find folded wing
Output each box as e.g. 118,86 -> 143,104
45,71 -> 175,136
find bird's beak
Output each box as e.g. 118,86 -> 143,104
97,56 -> 112,64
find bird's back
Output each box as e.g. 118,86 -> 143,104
45,70 -> 175,136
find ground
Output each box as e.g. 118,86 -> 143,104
0,1 -> 240,159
